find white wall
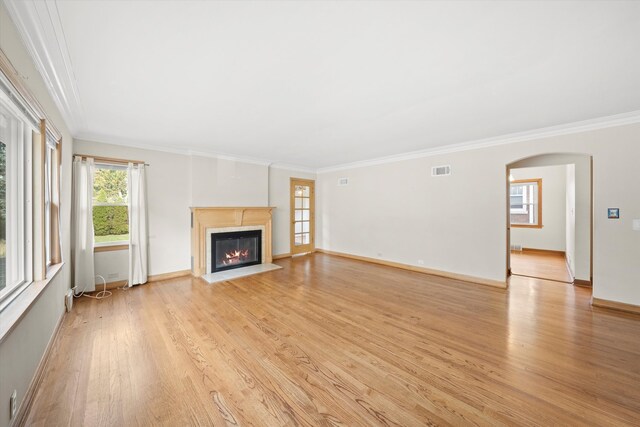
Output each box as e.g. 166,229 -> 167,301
268,167 -> 316,256
0,3 -> 73,426
317,123 -> 640,306
566,164 -> 576,277
189,156 -> 268,207
510,165 -> 567,252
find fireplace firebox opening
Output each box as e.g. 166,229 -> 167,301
211,230 -> 262,273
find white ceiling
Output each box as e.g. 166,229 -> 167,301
6,0 -> 640,169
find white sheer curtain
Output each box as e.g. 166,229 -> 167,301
72,156 -> 95,292
128,162 -> 148,286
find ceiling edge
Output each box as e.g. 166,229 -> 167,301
74,132 -> 311,169
269,163 -> 317,174
4,0 -> 85,134
316,110 -> 640,174
78,108 -> 640,174
186,148 -> 273,167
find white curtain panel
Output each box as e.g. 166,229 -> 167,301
128,163 -> 148,286
72,156 -> 95,292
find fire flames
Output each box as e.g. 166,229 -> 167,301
222,249 -> 250,265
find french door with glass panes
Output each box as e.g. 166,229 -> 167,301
290,178 -> 315,254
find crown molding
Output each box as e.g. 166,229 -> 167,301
4,0 -> 85,134
186,149 -> 273,167
74,132 -> 188,156
78,109 -> 640,174
76,132 -> 316,172
316,110 -> 640,174
269,163 -> 317,174
74,133 -> 307,169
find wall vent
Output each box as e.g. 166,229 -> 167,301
338,177 -> 349,186
431,165 -> 451,177
510,244 -> 523,252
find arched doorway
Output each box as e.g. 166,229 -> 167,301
506,153 -> 593,286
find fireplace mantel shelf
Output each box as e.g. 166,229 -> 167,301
190,207 -> 275,277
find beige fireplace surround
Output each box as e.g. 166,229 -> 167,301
190,207 -> 274,277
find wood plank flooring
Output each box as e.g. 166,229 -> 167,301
510,250 -> 574,283
24,253 -> 640,426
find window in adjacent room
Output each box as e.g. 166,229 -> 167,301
93,164 -> 128,245
510,179 -> 542,228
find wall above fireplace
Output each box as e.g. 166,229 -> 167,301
190,207 -> 274,277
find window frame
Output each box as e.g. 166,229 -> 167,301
0,48 -> 65,328
42,128 -> 61,274
510,178 -> 543,229
0,91 -> 35,308
92,162 -> 129,251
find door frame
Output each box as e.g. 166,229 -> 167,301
290,178 -> 315,255
505,155 -> 593,286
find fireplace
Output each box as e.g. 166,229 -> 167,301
191,207 -> 273,277
211,229 -> 262,273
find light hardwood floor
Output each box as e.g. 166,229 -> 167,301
510,250 -> 574,283
25,253 -> 640,426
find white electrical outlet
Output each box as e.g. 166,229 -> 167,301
10,390 -> 17,419
417,259 -> 425,265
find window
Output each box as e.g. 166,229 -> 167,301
0,123 -> 5,292
510,179 -> 542,228
36,124 -> 62,279
0,99 -> 33,301
93,164 -> 128,245
1,52 -> 62,314
44,140 -> 52,266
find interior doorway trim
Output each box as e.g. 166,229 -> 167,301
290,178 -> 315,255
505,153 -> 593,287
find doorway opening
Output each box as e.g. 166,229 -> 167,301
506,154 -> 593,286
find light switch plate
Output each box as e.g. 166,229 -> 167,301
633,219 -> 640,231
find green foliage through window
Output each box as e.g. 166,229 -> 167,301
93,205 -> 128,237
93,168 -> 127,204
93,166 -> 128,241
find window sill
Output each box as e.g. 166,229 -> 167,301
94,244 -> 128,253
511,224 -> 543,229
0,262 -> 64,344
